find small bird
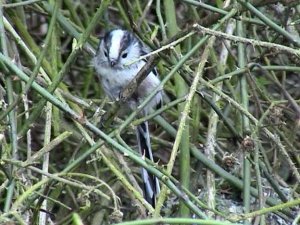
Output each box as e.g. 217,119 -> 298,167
93,29 -> 161,207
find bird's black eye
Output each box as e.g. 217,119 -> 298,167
104,51 -> 108,57
122,52 -> 128,58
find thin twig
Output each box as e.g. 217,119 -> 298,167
193,24 -> 300,57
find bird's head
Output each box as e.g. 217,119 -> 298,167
94,29 -> 143,70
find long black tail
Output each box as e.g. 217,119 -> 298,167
136,121 -> 160,207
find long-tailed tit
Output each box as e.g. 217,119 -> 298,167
92,29 -> 161,207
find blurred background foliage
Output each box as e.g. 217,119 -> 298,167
0,0 -> 300,224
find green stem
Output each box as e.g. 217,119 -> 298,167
231,198 -> 300,222
0,1 -> 18,213
162,0 -> 190,218
182,0 -> 265,25
63,0 -> 84,27
18,0 -> 110,137
113,218 -> 240,225
2,0 -> 43,8
237,19 -> 251,225
192,24 -> 300,56
0,0 -> 60,121
40,102 -> 53,224
156,0 -> 167,41
237,0 -> 300,46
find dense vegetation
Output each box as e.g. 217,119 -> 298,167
0,0 -> 300,224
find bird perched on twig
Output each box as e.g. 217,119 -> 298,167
92,28 -> 162,207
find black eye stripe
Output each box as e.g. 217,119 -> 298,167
120,31 -> 139,54
102,29 -> 115,57
120,32 -> 131,52
103,30 -> 113,45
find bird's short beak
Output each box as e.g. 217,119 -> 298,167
110,60 -> 117,67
